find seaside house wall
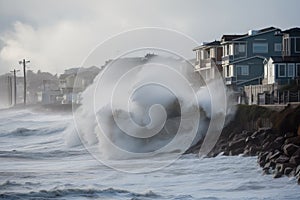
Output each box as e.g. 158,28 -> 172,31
244,27 -> 300,105
263,28 -> 300,85
221,27 -> 283,89
193,41 -> 223,82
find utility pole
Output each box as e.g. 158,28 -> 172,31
10,69 -> 20,106
19,59 -> 30,105
7,76 -> 12,106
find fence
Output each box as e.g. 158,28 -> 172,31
258,90 -> 300,105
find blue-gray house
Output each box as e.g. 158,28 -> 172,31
263,28 -> 300,85
221,27 -> 282,88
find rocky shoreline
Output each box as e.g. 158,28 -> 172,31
187,104 -> 300,184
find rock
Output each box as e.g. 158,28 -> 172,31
264,161 -> 276,170
292,149 -> 300,157
275,155 -> 290,163
276,163 -> 296,175
249,146 -> 259,156
263,167 -> 271,175
229,139 -> 245,151
275,136 -> 285,144
298,125 -> 300,137
229,148 -> 244,156
265,151 -> 274,162
245,136 -> 259,145
284,167 -> 294,175
262,142 -> 270,151
285,136 -> 300,145
290,155 -> 300,166
285,132 -> 295,138
258,152 -> 269,167
269,151 -> 281,161
283,144 -> 299,156
295,165 -> 300,177
273,171 -> 282,178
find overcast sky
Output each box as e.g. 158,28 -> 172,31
0,0 -> 300,75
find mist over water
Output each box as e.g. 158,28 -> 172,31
66,54 -> 230,167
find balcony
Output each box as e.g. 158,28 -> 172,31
222,55 -> 234,64
225,76 -> 237,85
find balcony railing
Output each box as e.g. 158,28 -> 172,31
225,76 -> 237,85
222,55 -> 234,62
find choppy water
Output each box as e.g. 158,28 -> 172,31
1,109 -> 300,200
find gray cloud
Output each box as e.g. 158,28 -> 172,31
0,0 -> 300,75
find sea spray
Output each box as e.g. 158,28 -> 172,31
65,54 -> 231,172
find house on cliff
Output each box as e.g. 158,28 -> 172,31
263,28 -> 300,85
245,27 -> 300,105
221,27 -> 283,89
193,40 -> 223,81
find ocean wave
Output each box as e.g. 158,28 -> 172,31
0,187 -> 160,200
0,149 -> 83,160
0,180 -> 40,190
228,181 -> 266,191
0,126 -> 65,137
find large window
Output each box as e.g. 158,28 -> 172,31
278,64 -> 286,77
253,43 -> 268,53
237,65 -> 249,76
274,43 -> 282,52
287,64 -> 295,77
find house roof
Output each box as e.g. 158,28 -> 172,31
193,40 -> 221,51
221,35 -> 246,42
230,56 -> 266,64
282,27 -> 300,33
221,27 -> 281,43
269,56 -> 300,63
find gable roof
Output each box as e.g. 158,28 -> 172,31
221,27 -> 281,43
193,40 -> 221,51
269,56 -> 300,63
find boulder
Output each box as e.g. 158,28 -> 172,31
283,144 -> 299,156
295,165 -> 300,177
264,161 -> 276,170
274,136 -> 285,144
290,155 -> 300,166
229,139 -> 245,151
273,171 -> 282,178
269,151 -> 281,161
265,151 -> 274,162
258,152 -> 269,167
275,155 -> 290,164
285,136 -> 300,145
284,167 -> 294,176
285,132 -> 295,138
276,163 -> 296,174
292,149 -> 300,157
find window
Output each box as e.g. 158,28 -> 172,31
295,38 -> 300,52
210,48 -> 215,58
296,64 -> 300,77
226,66 -> 230,77
237,65 -> 249,76
283,38 -> 290,55
253,43 -> 268,53
278,64 -> 286,77
234,44 -> 246,55
274,43 -> 282,52
288,64 -> 295,77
